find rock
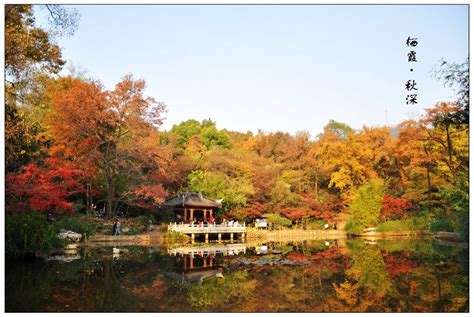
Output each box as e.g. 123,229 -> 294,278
122,227 -> 130,233
57,230 -> 82,242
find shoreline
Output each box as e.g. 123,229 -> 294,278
351,230 -> 433,238
81,229 -> 467,248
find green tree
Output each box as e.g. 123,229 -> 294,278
170,119 -> 202,147
187,170 -> 254,212
348,179 -> 385,228
433,58 -> 469,125
170,119 -> 231,150
446,180 -> 469,241
326,119 -> 354,140
199,125 -> 231,149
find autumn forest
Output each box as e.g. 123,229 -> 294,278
4,4 -> 470,314
5,5 -> 469,258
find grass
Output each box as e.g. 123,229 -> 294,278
376,218 -> 429,232
163,231 -> 189,244
246,227 -> 267,239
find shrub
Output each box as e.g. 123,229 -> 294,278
136,215 -> 156,226
6,212 -> 64,259
344,217 -> 364,234
376,219 -> 414,232
54,216 -> 95,237
411,212 -> 433,230
457,211 -> 469,242
376,217 -> 429,232
118,215 -> 157,235
265,213 -> 292,229
380,196 -> 412,220
163,231 -> 189,244
305,219 -> 326,230
429,218 -> 454,233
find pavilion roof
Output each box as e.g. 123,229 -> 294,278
163,192 -> 222,208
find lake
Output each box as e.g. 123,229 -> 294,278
5,238 -> 469,312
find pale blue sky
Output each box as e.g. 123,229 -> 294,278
36,5 -> 468,136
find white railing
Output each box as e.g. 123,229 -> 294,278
168,222 -> 246,233
168,222 -> 246,228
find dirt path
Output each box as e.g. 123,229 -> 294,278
335,212 -> 350,230
87,230 -> 163,246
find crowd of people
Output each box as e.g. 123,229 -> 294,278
175,217 -> 242,227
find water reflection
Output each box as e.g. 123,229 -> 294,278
5,239 -> 468,312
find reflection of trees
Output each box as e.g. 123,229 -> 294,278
6,243 -> 469,312
187,270 -> 256,309
46,258 -> 136,312
230,246 -> 351,312
99,260 -> 122,311
346,240 -> 392,298
330,279 -> 376,312
339,239 -> 469,312
6,260 -> 57,311
327,240 -> 392,312
408,253 -> 469,312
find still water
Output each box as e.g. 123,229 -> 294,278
6,238 -> 469,312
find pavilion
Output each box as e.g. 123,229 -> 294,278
163,192 -> 222,223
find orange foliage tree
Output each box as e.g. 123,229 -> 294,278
45,75 -> 174,218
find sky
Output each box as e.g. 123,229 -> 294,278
36,5 -> 468,136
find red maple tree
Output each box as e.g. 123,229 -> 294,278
6,158 -> 88,215
380,195 -> 413,220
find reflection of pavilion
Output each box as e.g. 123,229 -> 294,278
167,243 -> 247,257
162,244 -> 246,284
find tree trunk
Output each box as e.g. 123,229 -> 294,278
86,181 -> 92,217
106,181 -> 115,219
315,178 -> 319,200
445,126 -> 456,185
426,166 -> 432,213
423,143 -> 432,213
